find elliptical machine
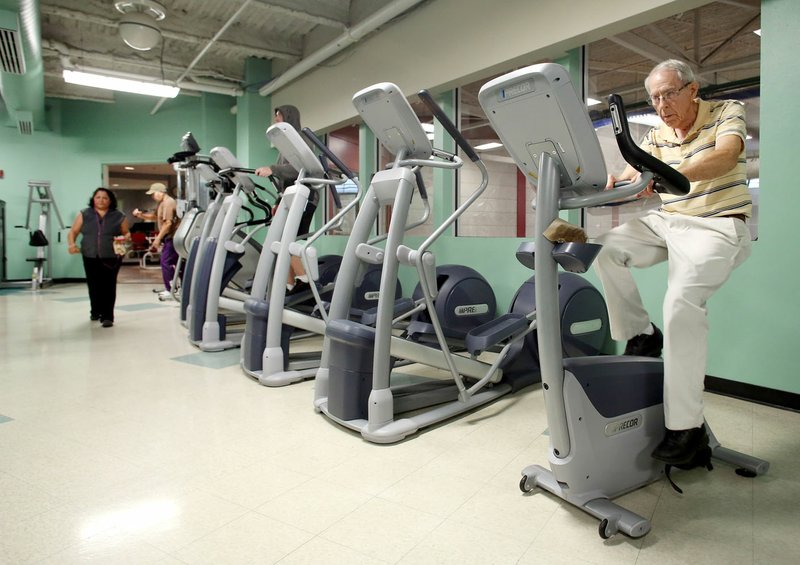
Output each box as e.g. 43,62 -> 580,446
479,63 -> 768,539
313,84 -> 609,444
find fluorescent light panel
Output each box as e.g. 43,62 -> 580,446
475,141 -> 503,151
628,113 -> 662,127
586,97 -> 602,106
63,70 -> 179,98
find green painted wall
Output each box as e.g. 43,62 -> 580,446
430,7 -> 799,397
0,92 -> 236,279
725,0 -> 798,394
314,13 -> 799,399
1,2 -> 796,399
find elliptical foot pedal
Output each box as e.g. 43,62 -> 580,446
552,242 -> 602,273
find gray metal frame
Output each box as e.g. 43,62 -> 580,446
241,122 -> 363,386
313,83 -> 541,444
189,147 -> 264,351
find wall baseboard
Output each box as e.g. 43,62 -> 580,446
706,375 -> 799,412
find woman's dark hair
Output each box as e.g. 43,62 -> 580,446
88,187 -> 118,210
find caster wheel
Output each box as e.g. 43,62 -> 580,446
735,468 -> 757,478
519,475 -> 533,493
599,518 -> 612,539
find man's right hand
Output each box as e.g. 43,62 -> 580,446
606,172 -> 655,198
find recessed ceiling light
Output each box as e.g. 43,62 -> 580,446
628,114 -> 662,127
124,166 -> 135,170
475,142 -> 503,151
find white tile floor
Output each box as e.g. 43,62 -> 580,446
1,281 -> 798,564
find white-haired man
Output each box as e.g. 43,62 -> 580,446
595,59 -> 752,466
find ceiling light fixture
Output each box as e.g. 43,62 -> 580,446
586,97 -> 602,106
115,0 -> 167,51
63,70 -> 179,98
475,142 -> 503,151
627,113 -> 662,127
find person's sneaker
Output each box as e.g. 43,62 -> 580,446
624,324 -> 663,357
652,424 -> 709,465
101,319 -> 114,328
90,314 -> 101,321
157,290 -> 173,302
288,281 -> 311,295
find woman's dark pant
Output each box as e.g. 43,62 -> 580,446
82,256 -> 122,321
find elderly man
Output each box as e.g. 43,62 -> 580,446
133,182 -> 180,299
595,59 -> 752,466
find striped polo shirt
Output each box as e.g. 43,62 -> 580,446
641,98 -> 752,218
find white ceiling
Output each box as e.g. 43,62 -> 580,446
35,0 -> 761,107
28,0 -> 762,185
38,0 -> 412,102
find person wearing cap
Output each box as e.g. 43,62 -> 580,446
133,182 -> 180,299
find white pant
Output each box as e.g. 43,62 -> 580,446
594,211 -> 751,429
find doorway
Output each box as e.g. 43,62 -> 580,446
103,162 -> 177,285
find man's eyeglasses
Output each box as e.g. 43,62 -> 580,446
648,82 -> 691,106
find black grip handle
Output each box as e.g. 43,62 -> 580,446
328,182 -> 343,209
414,169 -> 429,200
417,90 -> 480,163
180,131 -> 201,153
302,127 -> 355,179
607,94 -> 689,196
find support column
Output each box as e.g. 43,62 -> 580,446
236,57 -> 275,169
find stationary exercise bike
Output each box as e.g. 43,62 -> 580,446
479,63 -> 769,539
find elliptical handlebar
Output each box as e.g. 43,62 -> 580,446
608,94 -> 689,196
413,169 -> 429,200
301,127 -> 345,209
302,127 -> 355,180
417,89 -> 480,163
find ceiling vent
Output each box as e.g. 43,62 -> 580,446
0,9 -> 25,74
16,110 -> 33,135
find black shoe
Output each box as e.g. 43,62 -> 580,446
102,319 -> 114,328
624,324 -> 663,357
287,281 -> 311,295
90,314 -> 101,321
652,424 -> 709,465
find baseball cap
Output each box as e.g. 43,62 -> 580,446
146,182 -> 167,195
